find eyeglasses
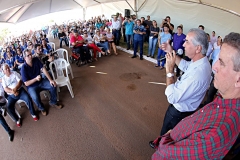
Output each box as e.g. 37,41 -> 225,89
26,54 -> 32,57
84,33 -> 87,34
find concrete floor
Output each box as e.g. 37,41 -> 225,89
0,39 -> 169,160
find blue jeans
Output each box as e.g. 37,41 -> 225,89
27,79 -> 57,111
148,37 -> 158,56
60,37 -> 69,48
157,48 -> 166,67
7,87 -> 36,122
0,114 -> 11,133
97,42 -> 109,51
112,29 -> 120,45
126,34 -> 133,49
133,39 -> 143,58
160,104 -> 194,136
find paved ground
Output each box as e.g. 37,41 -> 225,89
0,39 -> 169,160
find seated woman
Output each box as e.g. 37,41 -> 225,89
93,30 -> 110,55
42,39 -> 52,54
82,31 -> 105,61
14,47 -> 25,70
5,51 -> 16,71
106,28 -> 118,55
2,63 -> 38,127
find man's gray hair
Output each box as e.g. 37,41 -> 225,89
1,63 -> 9,70
188,28 -> 208,55
23,49 -> 32,58
223,32 -> 240,72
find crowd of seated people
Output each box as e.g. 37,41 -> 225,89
0,13 -> 239,159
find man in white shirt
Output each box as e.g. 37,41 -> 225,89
149,28 -> 212,148
2,63 -> 38,128
111,16 -> 121,45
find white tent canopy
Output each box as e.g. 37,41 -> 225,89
0,0 -> 239,36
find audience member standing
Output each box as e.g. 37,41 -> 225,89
147,20 -> 159,58
131,19 -> 146,60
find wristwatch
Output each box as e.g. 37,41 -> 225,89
166,73 -> 174,78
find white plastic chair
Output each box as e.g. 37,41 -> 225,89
55,48 -> 74,79
49,58 -> 74,99
48,42 -> 56,51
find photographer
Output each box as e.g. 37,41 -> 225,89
122,16 -> 134,50
160,16 -> 174,35
131,19 -> 146,60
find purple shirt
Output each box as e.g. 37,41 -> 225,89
173,33 -> 186,51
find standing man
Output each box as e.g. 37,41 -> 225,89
210,31 -> 217,46
122,16 -> 134,50
131,19 -> 146,60
21,49 -> 63,116
111,16 -> 121,46
151,32 -> 240,159
149,28 -> 212,148
144,15 -> 152,42
172,25 -> 186,77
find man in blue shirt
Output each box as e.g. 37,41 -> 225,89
122,16 -> 134,50
21,49 -> 62,116
132,19 -> 146,60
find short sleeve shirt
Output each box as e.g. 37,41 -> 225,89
70,35 -> 84,47
2,71 -> 21,95
21,57 -> 43,88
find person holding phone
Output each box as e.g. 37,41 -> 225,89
21,49 -> 63,116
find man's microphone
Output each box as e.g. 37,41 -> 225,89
159,49 -> 183,61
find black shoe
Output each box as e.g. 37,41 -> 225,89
151,56 -> 154,58
147,55 -> 150,57
131,55 -> 137,58
140,57 -> 143,60
149,141 -> 156,149
127,48 -> 130,50
8,130 -> 14,142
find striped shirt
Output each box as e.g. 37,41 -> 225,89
152,96 -> 240,159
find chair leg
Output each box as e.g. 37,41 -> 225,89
68,66 -> 74,79
67,82 -> 74,98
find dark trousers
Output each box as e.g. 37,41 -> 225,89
0,102 -> 11,134
133,39 -> 143,58
160,104 -> 194,136
74,46 -> 91,62
112,29 -> 120,45
59,37 -> 69,48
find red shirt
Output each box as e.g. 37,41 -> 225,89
152,96 -> 240,159
70,35 -> 83,47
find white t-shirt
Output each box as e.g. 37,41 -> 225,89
0,83 -> 6,103
2,71 -> 22,95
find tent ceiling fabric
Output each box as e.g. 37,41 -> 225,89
0,0 -> 239,23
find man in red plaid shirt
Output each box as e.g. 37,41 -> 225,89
151,32 -> 240,159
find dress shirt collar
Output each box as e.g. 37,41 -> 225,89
214,95 -> 240,110
188,56 -> 209,70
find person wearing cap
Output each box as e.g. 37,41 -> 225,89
70,29 -> 91,64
